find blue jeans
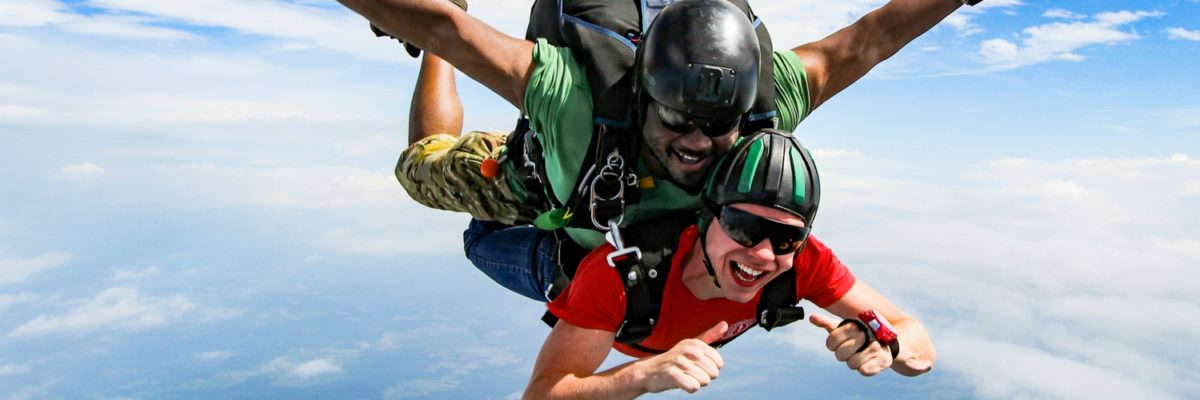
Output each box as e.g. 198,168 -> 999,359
462,219 -> 560,301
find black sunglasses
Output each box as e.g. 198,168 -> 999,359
656,103 -> 741,137
717,206 -> 810,255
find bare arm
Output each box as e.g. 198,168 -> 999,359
525,321 -> 729,399
338,0 -> 533,110
408,53 -> 463,144
821,280 -> 936,376
793,0 -> 963,111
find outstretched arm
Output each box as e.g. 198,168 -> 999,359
794,0 -> 964,111
338,0 -> 533,110
525,321 -> 729,399
814,280 -> 936,376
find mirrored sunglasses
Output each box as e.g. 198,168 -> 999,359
656,103 -> 741,137
717,206 -> 809,255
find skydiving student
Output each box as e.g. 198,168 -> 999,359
342,0 -> 982,301
525,129 -> 935,398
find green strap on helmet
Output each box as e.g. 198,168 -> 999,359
701,128 -> 819,228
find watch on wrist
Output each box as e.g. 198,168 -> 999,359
858,309 -> 900,359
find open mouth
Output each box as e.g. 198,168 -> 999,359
671,148 -> 705,165
730,261 -> 766,286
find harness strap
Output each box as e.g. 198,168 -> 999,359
756,267 -> 805,331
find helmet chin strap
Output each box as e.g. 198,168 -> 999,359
698,224 -> 722,289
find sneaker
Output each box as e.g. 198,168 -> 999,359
371,0 -> 469,58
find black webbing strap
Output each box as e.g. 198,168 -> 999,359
611,213 -> 691,346
505,118 -> 560,224
756,267 -> 805,331
612,248 -> 654,343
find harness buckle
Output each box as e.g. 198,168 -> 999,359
604,218 -> 643,268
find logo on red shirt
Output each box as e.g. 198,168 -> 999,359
722,319 -> 757,341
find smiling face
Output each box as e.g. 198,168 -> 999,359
641,102 -> 738,188
701,203 -> 806,303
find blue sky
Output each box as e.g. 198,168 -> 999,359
1,0 -> 1198,399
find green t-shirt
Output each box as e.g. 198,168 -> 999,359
522,39 -> 810,248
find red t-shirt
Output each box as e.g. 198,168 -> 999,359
547,225 -> 855,357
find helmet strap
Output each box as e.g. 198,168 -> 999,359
698,223 -> 722,289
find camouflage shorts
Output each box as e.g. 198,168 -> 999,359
396,131 -> 522,224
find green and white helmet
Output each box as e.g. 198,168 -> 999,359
700,128 -> 820,230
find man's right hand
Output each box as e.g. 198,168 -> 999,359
638,321 -> 728,394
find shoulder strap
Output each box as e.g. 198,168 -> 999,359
755,267 -> 805,331
541,212 -> 692,332
612,212 -> 693,348
526,0 -> 640,129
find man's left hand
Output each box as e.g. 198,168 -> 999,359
809,313 -> 893,376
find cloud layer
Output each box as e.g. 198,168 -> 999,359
979,10 -> 1163,69
0,252 -> 70,286
8,286 -> 194,338
783,151 -> 1200,399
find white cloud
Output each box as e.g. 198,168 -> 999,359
8,286 -> 194,338
54,162 -> 110,180
749,0 -> 1022,43
383,377 -> 461,399
943,0 -> 1024,36
979,10 -> 1163,69
0,362 -> 31,376
779,151 -> 1200,399
1166,27 -> 1200,42
0,104 -> 50,122
122,164 -> 403,209
319,212 -> 467,257
112,266 -> 160,281
6,0 -> 533,61
246,354 -> 350,386
429,345 -> 520,376
83,0 -> 404,62
940,334 -> 1180,399
1043,8 -> 1085,19
0,0 -> 195,40
0,252 -> 71,285
288,358 -> 343,379
0,0 -> 70,27
62,15 -> 197,40
195,350 -> 234,361
0,293 -> 36,312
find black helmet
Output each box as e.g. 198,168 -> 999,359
638,0 -> 760,127
700,128 -> 820,229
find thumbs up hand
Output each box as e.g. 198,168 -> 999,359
809,313 -> 892,376
638,321 -> 729,394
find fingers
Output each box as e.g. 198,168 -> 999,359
826,321 -> 867,353
646,338 -> 725,394
693,322 -> 728,370
833,335 -> 865,361
679,338 -> 725,374
697,321 -> 729,344
668,367 -> 703,393
681,357 -> 716,391
846,346 -> 891,376
808,313 -> 839,333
